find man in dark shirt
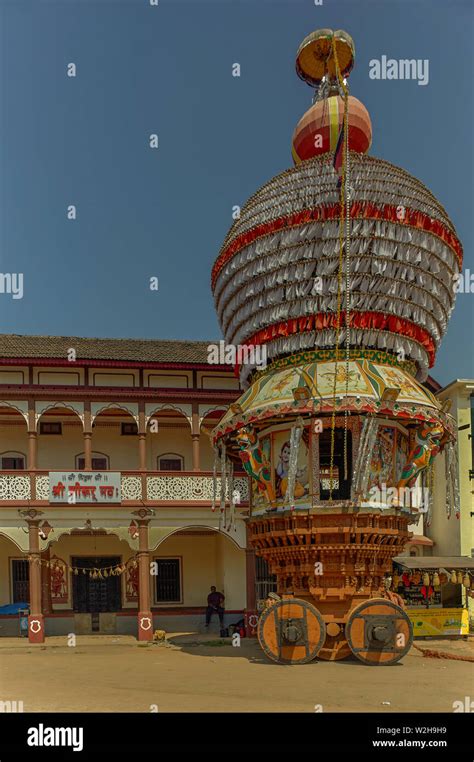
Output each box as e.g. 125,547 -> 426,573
205,586 -> 225,628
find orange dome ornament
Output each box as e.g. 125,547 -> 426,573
292,95 -> 372,164
293,28 -> 370,164
296,28 -> 355,87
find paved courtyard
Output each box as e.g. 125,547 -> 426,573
1,634 -> 473,713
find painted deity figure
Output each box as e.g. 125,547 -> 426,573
235,426 -> 276,510
397,420 -> 445,490
276,439 -> 308,499
50,562 -> 67,600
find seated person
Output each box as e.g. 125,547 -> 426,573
205,586 -> 225,628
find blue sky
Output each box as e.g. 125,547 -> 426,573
0,0 -> 472,386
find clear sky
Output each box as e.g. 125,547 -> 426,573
0,0 -> 472,386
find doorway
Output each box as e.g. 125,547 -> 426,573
72,556 -> 122,613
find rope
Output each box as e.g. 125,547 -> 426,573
329,35 -> 351,497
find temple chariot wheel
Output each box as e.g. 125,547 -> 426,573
258,598 -> 326,664
345,598 -> 413,666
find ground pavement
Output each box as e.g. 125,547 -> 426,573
0,634 -> 472,713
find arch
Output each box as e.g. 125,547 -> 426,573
36,402 -> 84,430
145,403 -> 192,429
0,530 -> 29,553
91,402 -> 139,425
46,525 -> 140,552
150,524 -> 245,552
199,404 -> 229,428
0,401 -> 29,425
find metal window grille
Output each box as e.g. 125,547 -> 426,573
77,458 -> 108,470
11,560 -> 29,603
1,457 -> 25,469
121,423 -> 138,435
255,556 -> 277,605
159,458 -> 182,471
39,422 -> 62,435
155,558 -> 181,602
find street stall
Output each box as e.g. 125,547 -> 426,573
392,556 -> 474,637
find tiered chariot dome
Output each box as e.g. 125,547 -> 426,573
211,29 -> 462,665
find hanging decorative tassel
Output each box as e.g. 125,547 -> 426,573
286,417 -> 304,510
426,463 -> 434,526
463,573 -> 470,589
445,440 -> 460,520
220,441 -> 227,517
432,571 -> 440,587
444,440 -> 453,519
451,444 -> 460,520
351,416 -> 379,500
212,445 -> 219,513
457,571 -> 463,585
450,570 -> 457,584
422,572 -> 430,586
226,459 -> 235,531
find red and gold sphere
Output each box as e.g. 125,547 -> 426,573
292,95 -> 372,164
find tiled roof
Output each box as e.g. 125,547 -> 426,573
0,334 -> 217,365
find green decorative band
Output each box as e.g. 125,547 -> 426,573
251,348 -> 417,381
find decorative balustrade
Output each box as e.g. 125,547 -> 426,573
0,471 -> 249,504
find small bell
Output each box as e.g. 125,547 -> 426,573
463,573 -> 470,589
432,571 -> 440,587
457,571 -> 463,585
422,572 -> 430,586
450,570 -> 457,584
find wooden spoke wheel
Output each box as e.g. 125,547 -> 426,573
345,598 -> 413,666
258,598 -> 326,665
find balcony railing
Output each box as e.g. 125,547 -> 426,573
0,471 -> 249,504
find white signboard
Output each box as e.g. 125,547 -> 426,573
49,472 -> 122,504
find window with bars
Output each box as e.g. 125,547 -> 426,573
121,422 -> 138,435
39,422 -> 62,435
154,558 -> 181,603
1,453 -> 25,469
76,455 -> 109,470
11,559 -> 29,603
158,454 -> 183,471
255,556 -> 277,606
